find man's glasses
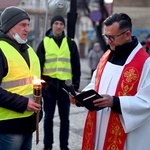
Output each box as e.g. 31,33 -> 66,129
103,29 -> 129,42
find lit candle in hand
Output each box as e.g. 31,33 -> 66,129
32,76 -> 45,145
33,77 -> 42,103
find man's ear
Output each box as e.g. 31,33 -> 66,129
125,30 -> 132,40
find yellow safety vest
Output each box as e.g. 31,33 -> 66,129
43,37 -> 72,80
0,41 -> 40,121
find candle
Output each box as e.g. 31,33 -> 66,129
33,84 -> 42,103
32,76 -> 45,144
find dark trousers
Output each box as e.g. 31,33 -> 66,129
0,133 -> 32,150
43,80 -> 70,150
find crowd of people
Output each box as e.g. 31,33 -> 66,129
0,6 -> 150,150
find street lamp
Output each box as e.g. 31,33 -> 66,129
104,0 -> 113,3
43,0 -> 78,39
44,0 -> 69,37
104,0 -> 113,15
48,0 -> 68,16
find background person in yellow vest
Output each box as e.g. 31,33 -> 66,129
70,13 -> 150,150
37,15 -> 81,150
0,6 -> 41,150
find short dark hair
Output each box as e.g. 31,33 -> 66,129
103,13 -> 132,32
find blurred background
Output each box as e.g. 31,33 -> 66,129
0,0 -> 150,58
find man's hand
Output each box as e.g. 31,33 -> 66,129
27,99 -> 41,111
93,94 -> 113,108
69,96 -> 77,105
68,91 -> 80,105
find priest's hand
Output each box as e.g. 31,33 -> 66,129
93,94 -> 113,108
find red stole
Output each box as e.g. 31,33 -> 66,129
82,48 -> 149,150
82,50 -> 111,150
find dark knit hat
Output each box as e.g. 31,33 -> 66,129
50,15 -> 65,27
0,6 -> 30,33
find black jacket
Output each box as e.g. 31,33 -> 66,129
0,31 -> 39,134
36,29 -> 81,91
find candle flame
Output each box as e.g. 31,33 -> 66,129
33,76 -> 45,85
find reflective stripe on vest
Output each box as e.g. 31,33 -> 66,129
1,77 -> 33,89
0,41 -> 40,121
43,37 -> 72,80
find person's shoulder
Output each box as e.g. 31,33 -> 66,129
100,50 -> 104,54
88,49 -> 94,55
44,35 -> 52,39
89,48 -> 94,52
66,37 -> 77,48
66,36 -> 74,42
